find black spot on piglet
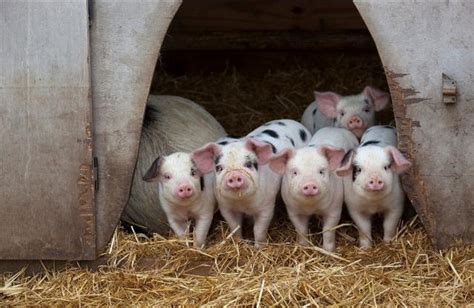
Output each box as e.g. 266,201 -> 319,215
200,176 -> 205,191
340,149 -> 353,167
262,129 -> 279,139
312,108 -> 317,116
299,129 -> 307,142
361,140 -> 380,147
264,141 -> 277,153
276,121 -> 286,126
286,136 -> 295,147
218,141 -> 228,146
215,154 -> 223,165
352,165 -> 360,182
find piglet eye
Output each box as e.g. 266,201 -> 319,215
339,110 -> 345,117
292,170 -> 298,176
164,174 -> 171,180
384,165 -> 390,171
363,107 -> 371,113
319,169 -> 326,175
244,161 -> 253,169
216,165 -> 223,173
191,168 -> 197,177
355,167 -> 361,173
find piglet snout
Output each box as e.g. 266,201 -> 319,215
225,171 -> 246,189
302,182 -> 319,196
366,175 -> 384,191
347,116 -> 364,129
175,183 -> 195,199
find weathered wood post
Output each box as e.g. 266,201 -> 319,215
355,0 -> 474,249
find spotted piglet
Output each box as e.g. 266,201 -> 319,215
301,86 -> 390,138
193,120 -> 310,247
269,127 -> 359,251
336,126 -> 412,249
143,152 -> 215,248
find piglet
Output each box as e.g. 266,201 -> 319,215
269,127 -> 359,251
336,126 -> 412,249
143,152 -> 215,248
301,86 -> 390,138
193,119 -> 310,247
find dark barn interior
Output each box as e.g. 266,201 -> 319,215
150,0 -> 393,137
145,0 -> 407,233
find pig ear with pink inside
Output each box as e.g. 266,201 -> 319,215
385,146 -> 412,173
245,138 -> 273,165
143,156 -> 163,182
363,86 -> 391,111
269,148 -> 295,175
314,91 -> 342,119
192,143 -> 222,174
335,149 -> 355,177
318,145 -> 346,171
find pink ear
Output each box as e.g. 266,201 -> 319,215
192,143 -> 221,174
269,148 -> 294,175
363,86 -> 390,111
315,91 -> 341,118
245,138 -> 273,164
335,149 -> 355,177
385,146 -> 412,173
143,156 -> 163,182
319,145 -> 346,171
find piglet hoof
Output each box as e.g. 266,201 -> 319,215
298,238 -> 311,247
254,240 -> 268,249
323,243 -> 336,252
359,242 -> 372,250
193,241 -> 205,250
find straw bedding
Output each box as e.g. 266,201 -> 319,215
1,218 -> 473,305
1,54 -> 472,305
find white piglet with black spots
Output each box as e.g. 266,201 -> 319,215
143,152 -> 215,248
301,86 -> 390,138
336,126 -> 412,249
269,127 -> 359,251
193,120 -> 310,247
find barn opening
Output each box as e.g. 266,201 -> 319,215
126,1 -> 416,239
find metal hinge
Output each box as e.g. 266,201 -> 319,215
442,73 -> 457,104
93,157 -> 99,193
87,0 -> 93,27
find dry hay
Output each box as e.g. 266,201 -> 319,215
0,217 -> 473,306
1,57 -> 472,305
151,53 -> 392,136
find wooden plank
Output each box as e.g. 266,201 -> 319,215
162,31 -> 374,51
90,0 -> 182,253
355,0 -> 474,249
169,0 -> 365,32
0,0 -> 95,259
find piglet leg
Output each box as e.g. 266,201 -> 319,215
288,213 -> 310,246
383,206 -> 403,243
349,209 -> 373,249
322,213 -> 341,252
193,214 -> 213,249
220,208 -> 243,238
253,208 -> 274,248
168,218 -> 188,240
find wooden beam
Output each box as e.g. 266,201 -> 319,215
163,31 -> 375,51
